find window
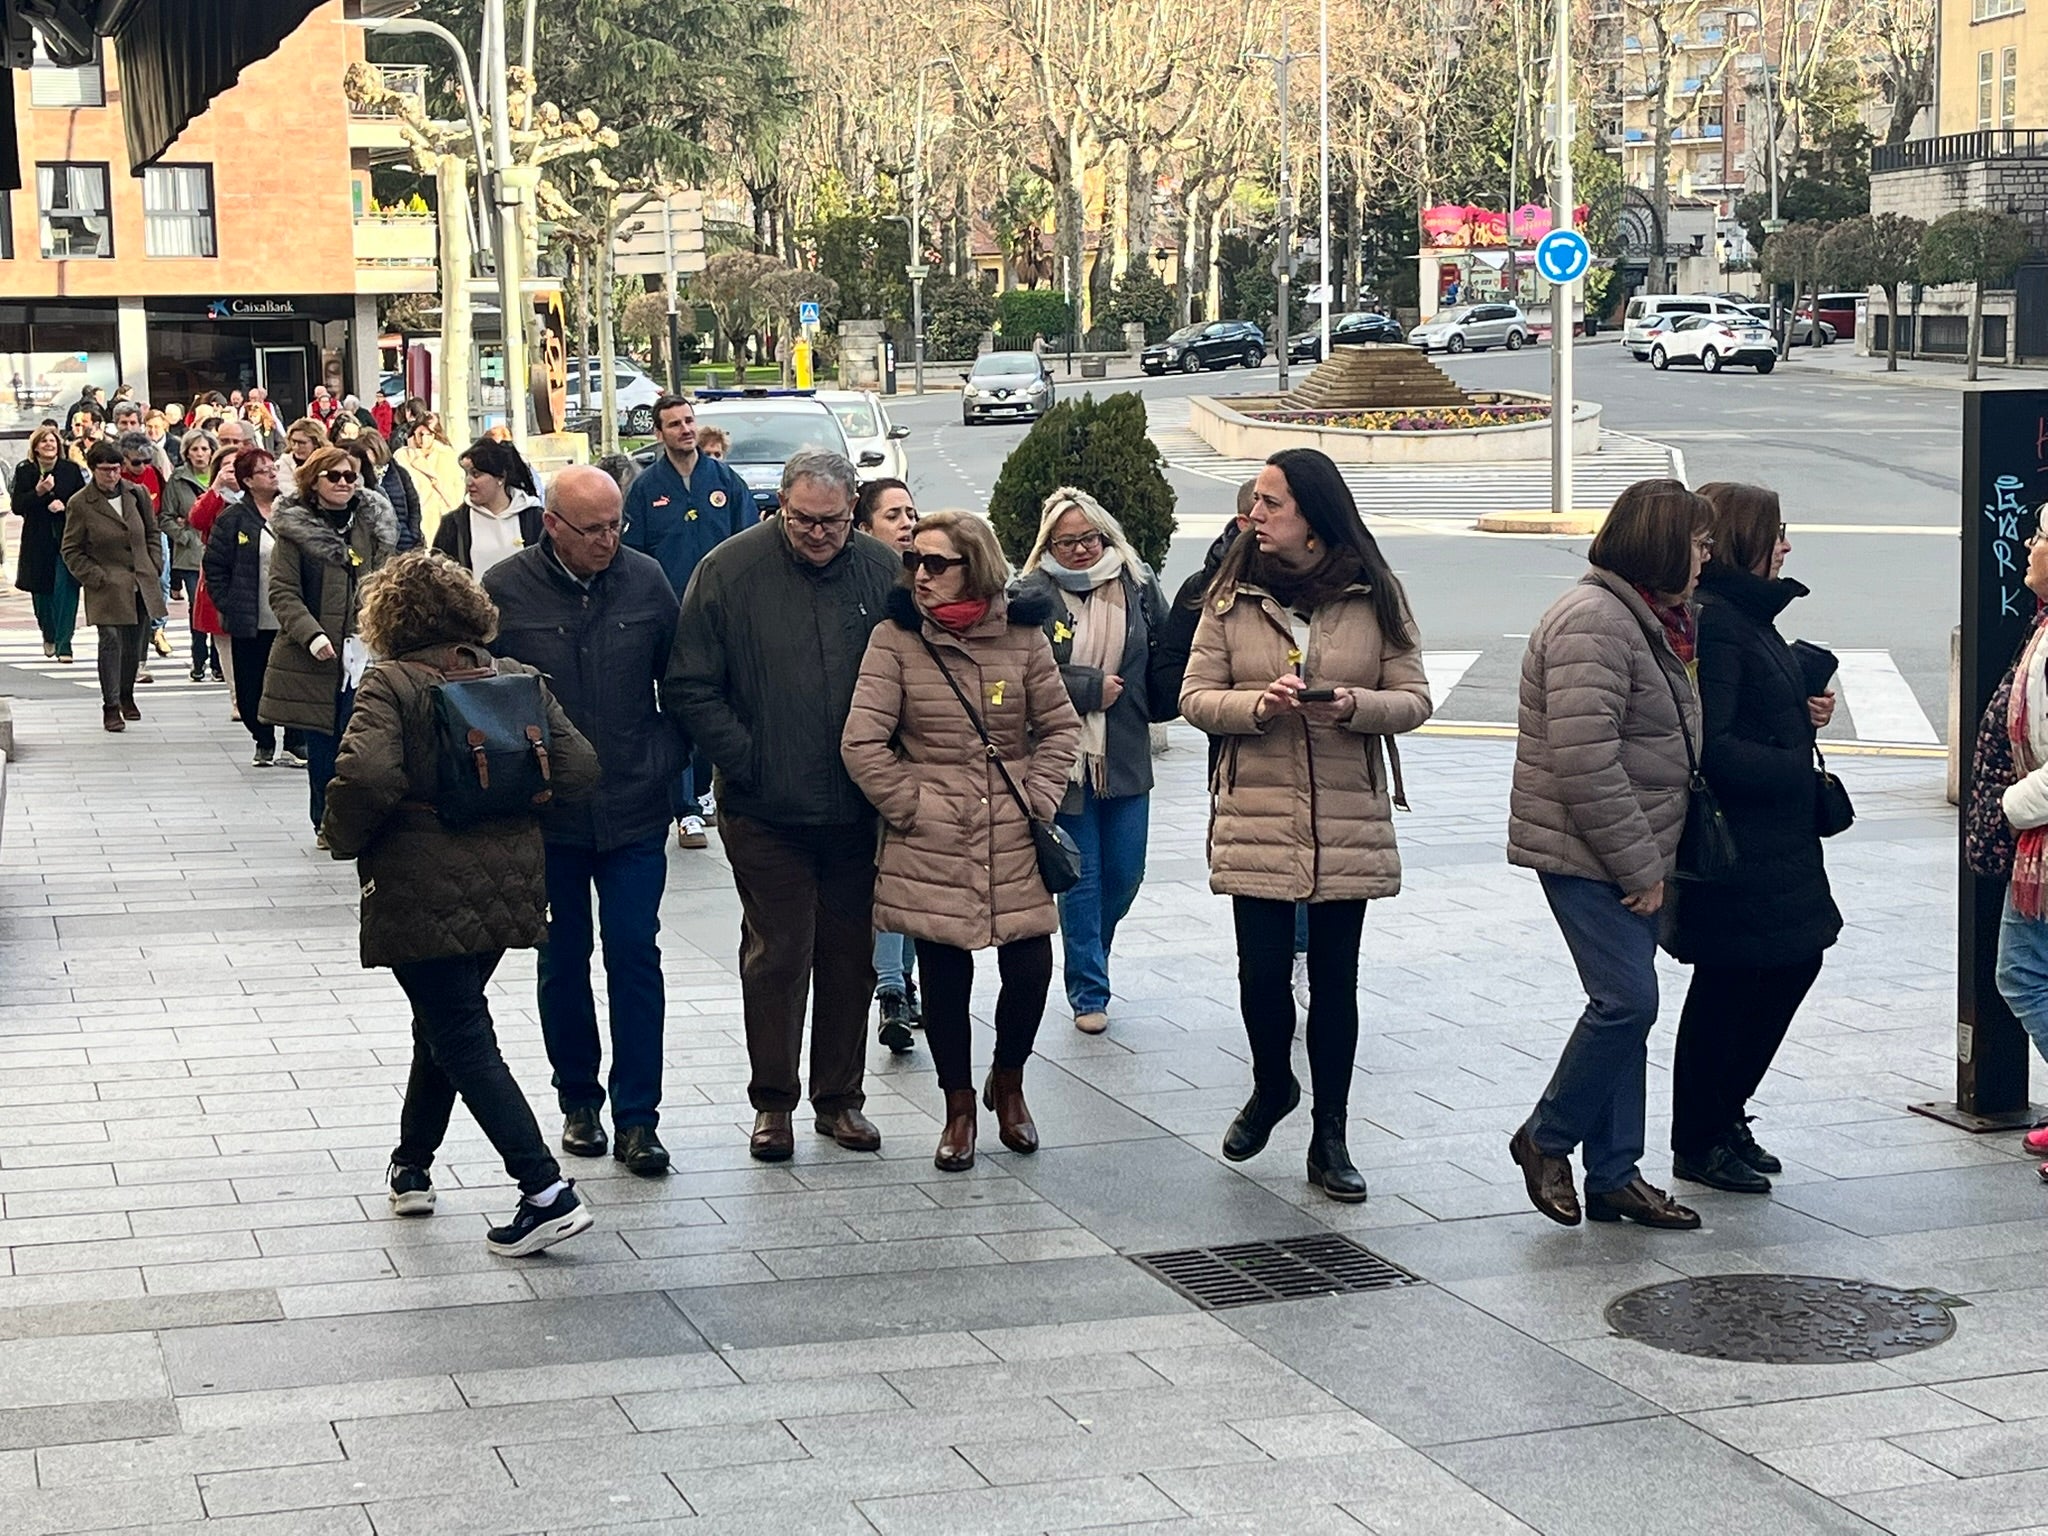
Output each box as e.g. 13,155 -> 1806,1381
27,35 -> 103,108
0,195 -> 12,260
1980,51 -> 1995,128
1973,0 -> 2023,19
2001,47 -> 2018,127
36,163 -> 112,259
143,165 -> 216,257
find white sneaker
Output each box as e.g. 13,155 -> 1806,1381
275,749 -> 307,769
677,815 -> 708,850
697,793 -> 718,827
1292,954 -> 1312,1013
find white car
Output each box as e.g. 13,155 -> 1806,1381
565,356 -> 664,436
816,389 -> 910,482
1647,314 -> 1778,375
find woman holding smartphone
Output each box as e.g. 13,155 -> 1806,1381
1180,448 -> 1432,1203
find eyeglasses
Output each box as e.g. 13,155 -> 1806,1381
319,470 -> 359,486
787,511 -> 853,535
1691,534 -> 1715,553
903,551 -> 971,576
1050,531 -> 1104,554
555,513 -> 629,540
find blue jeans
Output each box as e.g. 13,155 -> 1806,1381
1995,890 -> 2048,1062
1523,871 -> 1664,1195
873,931 -> 917,997
152,534 -> 171,634
305,686 -> 356,832
538,832 -> 669,1128
1055,786 -> 1150,1014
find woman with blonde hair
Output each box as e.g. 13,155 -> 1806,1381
1013,487 -> 1176,1036
284,417 -> 329,468
843,509 -> 1081,1170
395,411 -> 464,545
11,424 -> 86,660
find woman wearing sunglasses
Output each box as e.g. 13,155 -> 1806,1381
263,444 -> 398,842
842,511 -> 1080,1171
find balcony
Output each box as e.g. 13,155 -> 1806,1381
345,63 -> 427,158
1873,128 -> 2048,172
353,213 -> 437,295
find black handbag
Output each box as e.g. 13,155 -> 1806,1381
1814,745 -> 1855,838
1643,641 -> 1739,884
917,635 -> 1083,896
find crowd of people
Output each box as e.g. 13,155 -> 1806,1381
8,378 -> 1949,1259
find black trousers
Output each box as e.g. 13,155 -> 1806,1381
1670,954 -> 1824,1157
1233,897 -> 1367,1115
230,631 -> 278,754
391,950 -> 561,1197
917,935 -> 1054,1093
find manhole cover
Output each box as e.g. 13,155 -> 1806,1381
1130,1235 -> 1421,1310
1605,1274 -> 1957,1364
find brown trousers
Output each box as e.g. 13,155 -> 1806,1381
721,812 -> 878,1114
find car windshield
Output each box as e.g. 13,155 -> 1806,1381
692,409 -> 845,463
828,399 -> 880,438
973,354 -> 1041,378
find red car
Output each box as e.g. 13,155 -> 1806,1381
1810,292 -> 1860,341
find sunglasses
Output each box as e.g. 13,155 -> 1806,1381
319,470 -> 359,486
903,551 -> 970,576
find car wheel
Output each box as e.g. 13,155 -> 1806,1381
1243,347 -> 1263,368
1702,348 -> 1722,374
1649,345 -> 1668,371
1506,330 -> 1525,351
1181,352 -> 1204,374
1447,334 -> 1467,354
961,412 -> 974,426
1755,356 -> 1776,375
626,405 -> 655,436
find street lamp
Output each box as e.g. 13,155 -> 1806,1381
1318,0 -> 1331,359
907,57 -> 951,396
1255,18 -> 1314,394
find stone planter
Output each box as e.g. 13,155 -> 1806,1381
1188,389 -> 1601,464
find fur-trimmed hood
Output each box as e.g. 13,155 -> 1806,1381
885,582 -> 1055,632
272,487 -> 399,567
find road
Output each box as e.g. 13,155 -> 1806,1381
891,343 -> 1963,744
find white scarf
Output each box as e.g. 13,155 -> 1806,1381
1041,549 -> 1127,792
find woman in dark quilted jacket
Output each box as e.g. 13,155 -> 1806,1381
321,550 -> 603,1257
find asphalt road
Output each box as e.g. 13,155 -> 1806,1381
889,343 -> 1965,741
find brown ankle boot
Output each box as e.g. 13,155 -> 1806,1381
934,1088 -> 977,1171
102,705 -> 125,733
982,1066 -> 1039,1154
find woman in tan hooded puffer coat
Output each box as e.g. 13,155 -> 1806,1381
842,510 -> 1080,1173
1181,448 -> 1432,1203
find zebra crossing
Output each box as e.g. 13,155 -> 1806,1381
0,625 -> 224,697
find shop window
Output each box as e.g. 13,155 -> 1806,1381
36,163 -> 112,260
144,165 -> 217,258
28,35 -> 103,108
2001,48 -> 2018,128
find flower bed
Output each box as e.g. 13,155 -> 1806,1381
1252,403 -> 1551,432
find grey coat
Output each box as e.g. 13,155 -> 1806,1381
1506,568 -> 1700,894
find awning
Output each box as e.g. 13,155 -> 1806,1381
113,0 -> 324,173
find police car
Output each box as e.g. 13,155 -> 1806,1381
634,389 -> 882,519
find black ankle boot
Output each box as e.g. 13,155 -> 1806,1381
1221,1075 -> 1301,1162
1306,1111 -> 1368,1203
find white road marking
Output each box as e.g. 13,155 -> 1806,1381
1834,649 -> 1939,744
1423,651 -> 1483,705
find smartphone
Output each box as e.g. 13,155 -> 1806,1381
1295,687 -> 1338,703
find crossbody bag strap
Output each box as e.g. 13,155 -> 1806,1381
917,631 -> 1037,825
1611,593 -> 1703,777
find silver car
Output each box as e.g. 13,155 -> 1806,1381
960,351 -> 1055,425
816,389 -> 910,482
1408,302 -> 1531,354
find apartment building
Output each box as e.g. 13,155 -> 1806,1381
1592,2 -> 1764,216
1,0 -> 434,442
1936,0 -> 2044,134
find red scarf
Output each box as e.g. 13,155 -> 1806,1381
1634,585 -> 1697,670
926,597 -> 990,633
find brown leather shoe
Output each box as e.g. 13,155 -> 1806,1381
1509,1126 -> 1582,1227
102,706 -> 125,733
934,1089 -> 977,1172
1586,1176 -> 1700,1230
982,1066 -> 1038,1153
749,1109 -> 794,1162
813,1107 -> 881,1152
119,699 -> 141,721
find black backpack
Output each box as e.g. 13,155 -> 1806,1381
413,645 -> 557,828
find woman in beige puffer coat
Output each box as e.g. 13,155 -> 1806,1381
843,510 -> 1080,1174
1181,448 -> 1432,1204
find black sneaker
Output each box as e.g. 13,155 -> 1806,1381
485,1183 -> 592,1257
904,978 -> 922,1026
387,1162 -> 435,1217
877,990 -> 914,1055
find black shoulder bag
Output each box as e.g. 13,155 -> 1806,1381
917,634 -> 1082,895
1654,662 -> 1738,884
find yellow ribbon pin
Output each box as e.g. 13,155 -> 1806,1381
1052,620 -> 1073,644
987,680 -> 1006,706
685,508 -> 698,521
237,531 -> 250,545
348,549 -> 363,566
1287,647 -> 1303,668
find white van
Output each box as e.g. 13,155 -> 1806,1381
1623,295 -> 1757,360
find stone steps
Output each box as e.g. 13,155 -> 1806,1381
1287,345 -> 1471,409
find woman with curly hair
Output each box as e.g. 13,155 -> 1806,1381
322,550 -> 602,1255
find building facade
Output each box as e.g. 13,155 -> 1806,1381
1934,0 -> 2045,136
1,0 -> 434,442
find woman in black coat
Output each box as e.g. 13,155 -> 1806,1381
10,424 -> 86,660
347,432 -> 423,552
1667,481 -> 1841,1195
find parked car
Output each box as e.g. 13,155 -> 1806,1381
817,388 -> 910,482
642,390 -> 866,517
1737,306 -> 1837,346
1648,313 -> 1778,374
566,355 -> 664,435
1140,320 -> 1267,375
1626,313 -> 1680,362
1289,311 -> 1406,363
1811,292 -> 1861,340
1408,302 -> 1530,354
960,351 -> 1056,425
1622,294 -> 1758,354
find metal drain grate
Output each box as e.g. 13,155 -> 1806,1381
1130,1234 -> 1422,1310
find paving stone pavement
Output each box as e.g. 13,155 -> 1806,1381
0,663 -> 2041,1536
